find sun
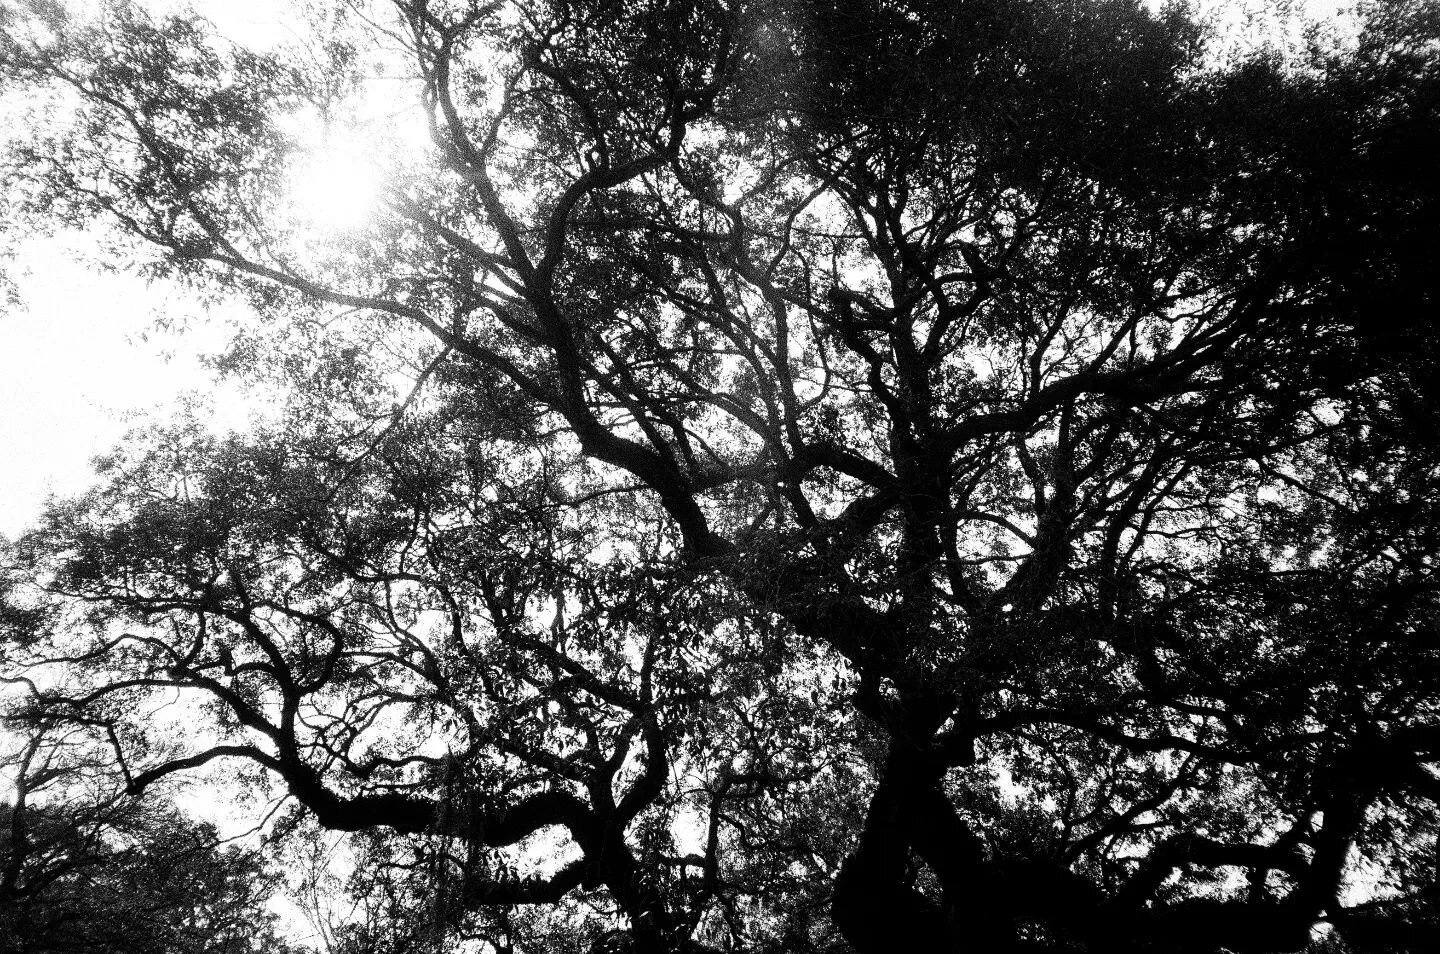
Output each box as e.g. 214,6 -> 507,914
288,144 -> 382,232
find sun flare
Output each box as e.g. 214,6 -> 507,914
288,147 -> 381,232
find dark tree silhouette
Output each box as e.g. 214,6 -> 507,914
0,721 -> 299,954
2,0 -> 1438,951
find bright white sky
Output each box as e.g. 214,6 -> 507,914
0,0 -> 335,540
0,240 -> 249,537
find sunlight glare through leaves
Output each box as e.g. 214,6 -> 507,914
288,143 -> 382,233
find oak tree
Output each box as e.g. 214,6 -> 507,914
0,721 -> 299,954
2,0 -> 1439,951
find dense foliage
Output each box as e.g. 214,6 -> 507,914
0,723 -> 297,954
2,0 -> 1439,951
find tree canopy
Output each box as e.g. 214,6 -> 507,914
0,720 -> 298,954
2,0 -> 1439,951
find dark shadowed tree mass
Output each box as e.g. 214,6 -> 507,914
0,721 -> 298,953
1,0 -> 1439,951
